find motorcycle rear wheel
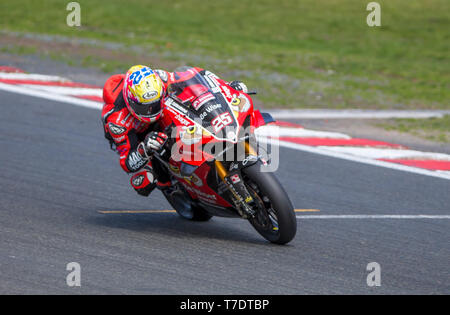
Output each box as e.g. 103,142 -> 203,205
242,162 -> 297,245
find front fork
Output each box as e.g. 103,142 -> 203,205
214,141 -> 258,218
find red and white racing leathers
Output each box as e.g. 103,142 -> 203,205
101,67 -> 236,195
101,69 -> 174,195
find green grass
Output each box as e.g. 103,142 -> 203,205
378,115 -> 450,143
0,45 -> 37,55
0,0 -> 449,109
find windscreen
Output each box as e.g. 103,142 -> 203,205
167,70 -> 239,140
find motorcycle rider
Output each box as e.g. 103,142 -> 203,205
101,65 -> 247,197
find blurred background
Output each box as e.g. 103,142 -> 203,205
0,0 -> 449,142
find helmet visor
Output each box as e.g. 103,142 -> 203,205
128,98 -> 162,118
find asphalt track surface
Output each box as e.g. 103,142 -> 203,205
0,91 -> 449,294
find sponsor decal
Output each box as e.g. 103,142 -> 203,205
180,126 -> 201,145
132,175 -> 145,187
142,91 -> 158,100
168,100 -> 188,114
192,92 -> 215,110
129,67 -> 153,85
113,135 -> 126,143
211,112 -> 233,133
168,164 -> 181,175
229,162 -> 239,171
185,96 -> 195,103
229,95 -> 250,113
185,185 -> 217,202
205,103 -> 222,113
186,126 -> 196,135
230,174 -> 241,184
221,85 -> 232,100
128,151 -> 146,171
175,113 -> 191,126
224,178 -> 245,205
199,103 -> 222,120
231,97 -> 241,106
165,102 -> 178,115
164,98 -> 174,106
108,122 -> 126,135
184,173 -> 204,187
155,70 -> 168,82
191,173 -> 204,187
204,71 -> 220,89
121,113 -> 131,125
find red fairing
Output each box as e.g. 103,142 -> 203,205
160,68 -> 255,167
102,66 -> 259,209
155,67 -> 259,208
252,110 -> 266,129
167,159 -> 232,208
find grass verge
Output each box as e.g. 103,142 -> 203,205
0,0 -> 448,109
377,115 -> 450,143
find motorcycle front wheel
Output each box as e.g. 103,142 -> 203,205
242,162 -> 297,245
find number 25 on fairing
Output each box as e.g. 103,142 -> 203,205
211,112 -> 233,133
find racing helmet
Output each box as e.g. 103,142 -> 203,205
123,65 -> 165,123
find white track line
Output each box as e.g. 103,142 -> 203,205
20,85 -> 103,96
0,73 -> 68,82
321,147 -> 450,161
258,137 -> 450,180
296,215 -> 450,219
255,125 -> 351,139
1,78 -> 449,181
268,109 -> 450,119
0,82 -> 103,110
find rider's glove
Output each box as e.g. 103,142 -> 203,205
143,131 -> 168,155
229,80 -> 248,93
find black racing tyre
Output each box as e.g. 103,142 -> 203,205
162,185 -> 212,222
242,162 -> 297,244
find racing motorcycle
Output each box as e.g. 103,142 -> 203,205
153,68 -> 296,244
